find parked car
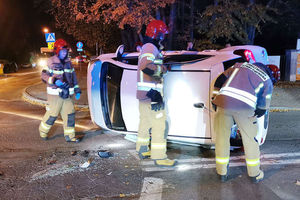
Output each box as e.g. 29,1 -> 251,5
0,59 -> 18,73
87,45 -> 276,146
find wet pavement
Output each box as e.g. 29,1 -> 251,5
0,65 -> 300,199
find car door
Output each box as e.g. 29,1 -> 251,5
163,67 -> 212,143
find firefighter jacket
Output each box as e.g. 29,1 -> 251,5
41,55 -> 81,96
136,43 -> 167,101
212,62 -> 273,111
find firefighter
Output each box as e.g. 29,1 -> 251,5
212,62 -> 278,183
39,39 -> 81,143
136,20 -> 177,167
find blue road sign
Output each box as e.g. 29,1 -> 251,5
76,42 -> 83,49
77,48 -> 83,52
45,33 -> 56,43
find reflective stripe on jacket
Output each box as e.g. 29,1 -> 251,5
136,43 -> 166,100
212,62 -> 273,110
41,55 -> 81,96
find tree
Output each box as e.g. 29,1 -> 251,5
196,0 -> 274,48
50,0 -> 175,51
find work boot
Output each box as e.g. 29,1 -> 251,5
154,159 -> 178,167
65,136 -> 80,143
139,151 -> 151,160
40,132 -> 48,141
218,174 -> 228,182
250,170 -> 264,183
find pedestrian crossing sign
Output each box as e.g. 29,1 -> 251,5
45,33 -> 56,43
48,42 -> 54,50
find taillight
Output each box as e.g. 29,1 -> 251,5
244,50 -> 256,63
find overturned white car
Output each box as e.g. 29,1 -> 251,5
87,45 -> 272,146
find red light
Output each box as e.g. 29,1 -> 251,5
244,50 -> 256,63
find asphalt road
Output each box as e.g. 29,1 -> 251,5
0,66 -> 299,200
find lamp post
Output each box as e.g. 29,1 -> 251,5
43,27 -> 49,33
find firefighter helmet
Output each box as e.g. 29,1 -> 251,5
54,39 -> 68,55
146,20 -> 169,40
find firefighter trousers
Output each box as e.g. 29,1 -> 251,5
39,94 -> 76,139
136,101 -> 167,160
214,107 -> 261,177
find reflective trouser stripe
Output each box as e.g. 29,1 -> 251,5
216,157 -> 230,165
64,128 -> 75,134
40,122 -> 51,131
151,143 -> 167,150
137,137 -> 150,145
246,158 -> 260,166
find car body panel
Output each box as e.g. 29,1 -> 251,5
87,45 -> 270,145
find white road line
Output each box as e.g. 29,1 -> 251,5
0,110 -> 90,129
141,152 -> 300,166
139,177 -> 164,200
143,158 -> 300,172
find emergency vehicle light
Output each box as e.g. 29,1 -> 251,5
244,50 -> 256,63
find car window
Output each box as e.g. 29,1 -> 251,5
112,56 -> 138,65
164,54 -> 212,64
113,54 -> 212,66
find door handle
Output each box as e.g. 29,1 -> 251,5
194,103 -> 204,108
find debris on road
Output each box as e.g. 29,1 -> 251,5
80,158 -> 94,168
0,171 -> 3,176
47,159 -> 57,165
97,150 -> 113,158
119,194 -> 126,198
80,150 -> 89,157
107,172 -> 112,176
296,180 -> 300,186
71,151 -> 77,156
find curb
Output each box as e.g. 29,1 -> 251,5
270,107 -> 300,112
22,88 -> 89,112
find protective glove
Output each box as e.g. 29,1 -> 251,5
55,79 -> 63,87
75,93 -> 81,100
146,89 -> 164,111
55,80 -> 69,89
254,108 -> 266,118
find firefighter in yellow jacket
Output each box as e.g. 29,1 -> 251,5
136,20 -> 177,167
39,39 -> 81,143
212,62 -> 278,183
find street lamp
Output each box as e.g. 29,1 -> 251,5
43,27 -> 49,33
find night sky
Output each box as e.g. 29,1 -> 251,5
0,0 -> 55,62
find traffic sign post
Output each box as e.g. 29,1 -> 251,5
47,42 -> 54,50
45,33 -> 56,43
77,42 -> 83,52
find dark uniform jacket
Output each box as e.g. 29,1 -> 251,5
212,62 -> 273,111
41,55 -> 81,96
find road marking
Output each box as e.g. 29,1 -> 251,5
139,177 -> 163,200
140,152 -> 300,166
0,110 -> 90,130
142,158 -> 300,172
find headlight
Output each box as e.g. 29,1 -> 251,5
38,59 -> 47,67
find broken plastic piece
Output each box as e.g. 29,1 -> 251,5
98,150 -> 113,158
